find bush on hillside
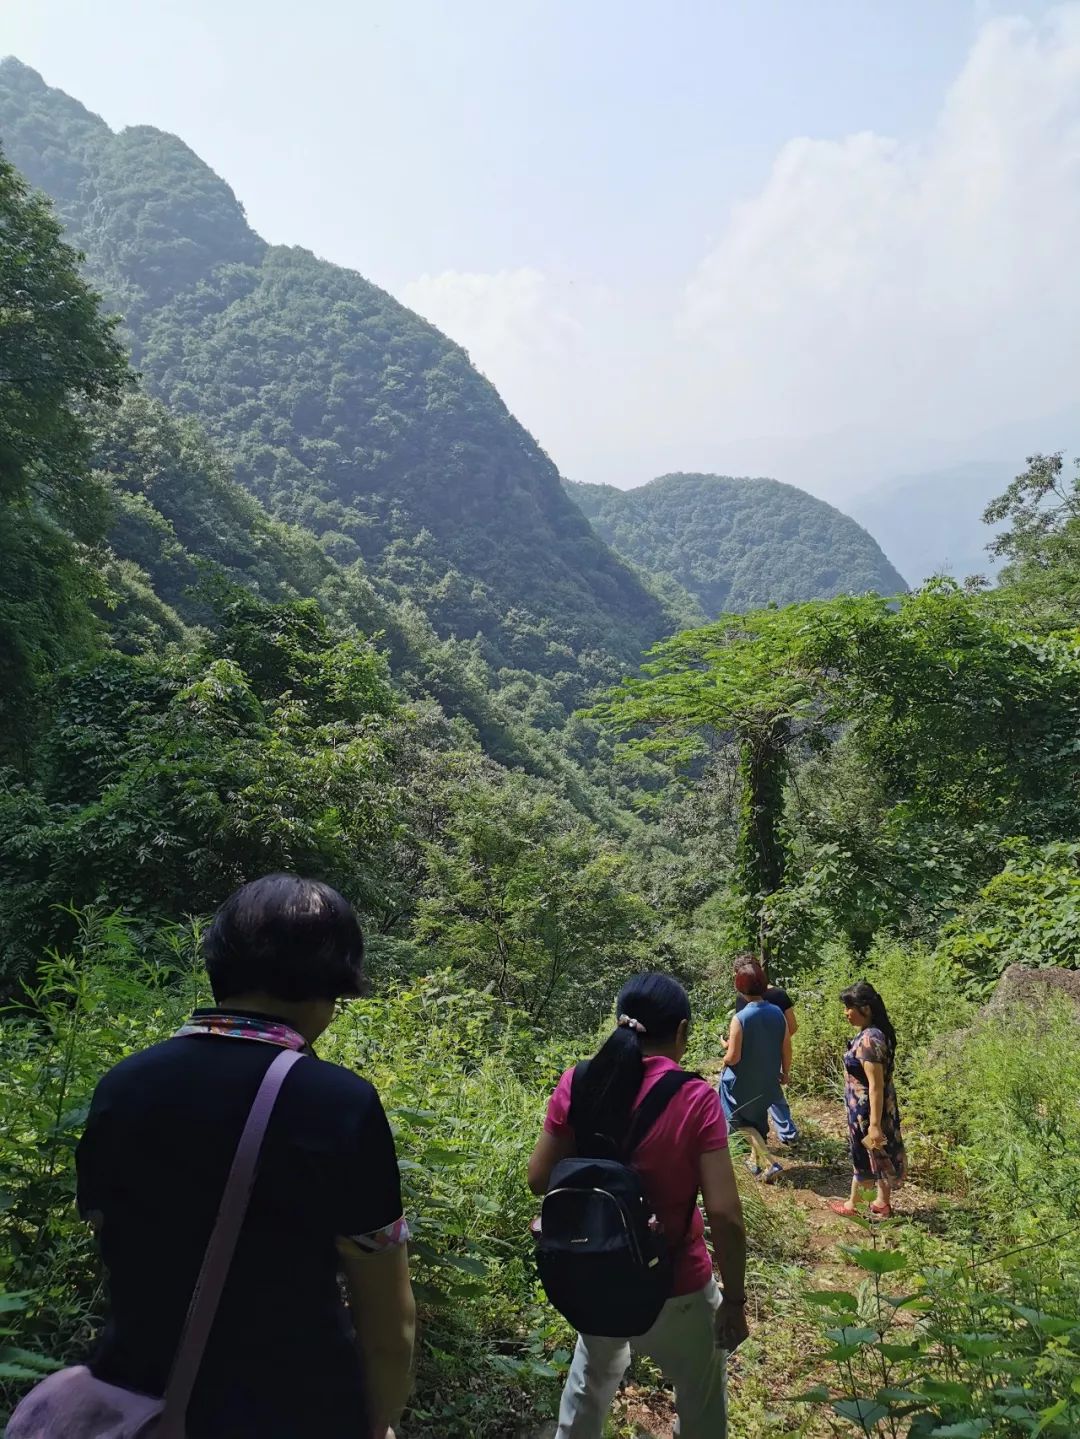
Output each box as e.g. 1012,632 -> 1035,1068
787,939 -> 973,1099
935,840 -> 1080,992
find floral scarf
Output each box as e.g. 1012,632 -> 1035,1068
174,1010 -> 309,1051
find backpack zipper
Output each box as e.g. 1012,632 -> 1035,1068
544,1187 -> 645,1265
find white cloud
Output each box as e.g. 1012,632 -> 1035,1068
399,9 -> 1080,494
681,9 -> 1080,447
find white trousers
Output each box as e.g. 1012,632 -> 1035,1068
555,1279 -> 728,1439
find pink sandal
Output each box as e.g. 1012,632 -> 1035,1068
869,1201 -> 893,1220
828,1199 -> 858,1217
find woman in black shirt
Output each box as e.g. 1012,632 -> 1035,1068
76,874 -> 415,1439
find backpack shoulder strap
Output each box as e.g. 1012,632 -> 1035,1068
623,1069 -> 702,1159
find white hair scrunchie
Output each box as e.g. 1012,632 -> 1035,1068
617,1014 -> 647,1034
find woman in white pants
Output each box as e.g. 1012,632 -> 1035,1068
528,973 -> 749,1438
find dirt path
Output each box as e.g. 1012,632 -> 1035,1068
526,1098 -> 941,1438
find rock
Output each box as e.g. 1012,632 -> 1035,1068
928,965 -> 1080,1065
983,964 -> 1080,1019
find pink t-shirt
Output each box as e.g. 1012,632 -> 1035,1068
544,1055 -> 728,1295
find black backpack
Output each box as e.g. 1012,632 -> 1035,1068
534,1063 -> 701,1338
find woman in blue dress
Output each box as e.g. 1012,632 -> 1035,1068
719,958 -> 790,1183
830,980 -> 906,1220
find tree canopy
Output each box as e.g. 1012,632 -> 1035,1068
0,142 -> 128,757
593,584 -> 1080,962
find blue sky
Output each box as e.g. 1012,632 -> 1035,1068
2,1 -> 1078,497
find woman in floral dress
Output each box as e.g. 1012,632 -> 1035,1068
829,981 -> 906,1219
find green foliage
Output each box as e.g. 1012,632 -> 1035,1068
0,914 -> 196,1414
908,999 -> 1080,1233
0,142 -> 128,758
800,1233 -> 1080,1437
0,590 -> 405,984
775,738 -> 1008,959
568,472 -> 906,616
596,585 -> 1080,970
0,511 -> 107,765
934,842 -> 1080,990
591,600 -> 866,947
0,143 -> 127,519
985,452 -> 1080,629
414,775 -> 657,1025
824,583 -> 1080,844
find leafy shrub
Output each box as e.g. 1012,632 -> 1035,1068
789,939 -> 973,1100
935,841 -> 1080,992
907,998 -> 1080,1234
0,914 -> 197,1417
799,1227 -> 1080,1437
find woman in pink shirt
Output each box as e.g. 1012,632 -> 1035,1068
528,973 -> 748,1439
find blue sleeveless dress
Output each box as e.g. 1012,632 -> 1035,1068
719,1000 -> 787,1140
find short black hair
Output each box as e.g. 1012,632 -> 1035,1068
203,874 -> 365,1003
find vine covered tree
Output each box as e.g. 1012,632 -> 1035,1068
594,586 -> 1080,963
590,601 -> 870,956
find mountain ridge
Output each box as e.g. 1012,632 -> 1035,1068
568,471 -> 906,617
0,57 -> 671,681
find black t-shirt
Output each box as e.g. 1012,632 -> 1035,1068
735,986 -> 794,1015
75,1021 -> 404,1439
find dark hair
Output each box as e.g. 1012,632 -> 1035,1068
203,874 -> 365,1003
734,956 -> 767,997
573,973 -> 691,1154
840,981 -> 897,1060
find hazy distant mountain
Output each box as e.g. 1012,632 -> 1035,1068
566,472 -> 906,617
848,462 -> 1017,588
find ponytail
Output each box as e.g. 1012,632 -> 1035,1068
573,973 -> 691,1152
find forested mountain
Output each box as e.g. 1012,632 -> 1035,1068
567,472 -> 906,618
3,54 -> 1080,1437
86,393 -> 569,771
0,58 -> 670,679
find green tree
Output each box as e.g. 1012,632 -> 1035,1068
0,146 -> 128,758
414,776 -> 655,1023
594,586 -> 1080,965
825,581 -> 1080,840
0,148 -> 127,517
984,451 -> 1080,627
935,839 -> 1080,989
0,592 -> 403,985
590,602 -> 866,954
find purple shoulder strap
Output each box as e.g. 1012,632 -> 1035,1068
157,1047 -> 303,1437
